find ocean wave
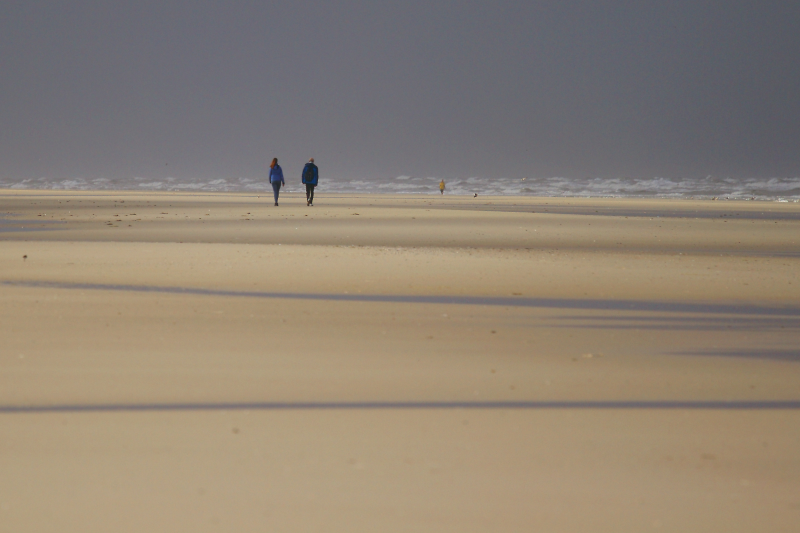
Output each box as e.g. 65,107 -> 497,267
2,174 -> 798,200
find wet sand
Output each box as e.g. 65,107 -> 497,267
1,190 -> 799,532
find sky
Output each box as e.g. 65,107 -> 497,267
1,0 -> 798,182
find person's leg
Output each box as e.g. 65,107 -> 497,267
305,184 -> 312,204
272,182 -> 280,205
309,185 -> 315,205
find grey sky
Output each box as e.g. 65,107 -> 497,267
1,1 -> 798,182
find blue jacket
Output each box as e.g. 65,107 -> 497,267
301,162 -> 319,185
269,164 -> 284,184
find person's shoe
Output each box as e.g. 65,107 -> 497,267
307,201 -> 310,206
274,202 -> 278,206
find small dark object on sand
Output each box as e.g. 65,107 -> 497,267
23,255 -> 27,261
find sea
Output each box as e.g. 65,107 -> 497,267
2,174 -> 799,202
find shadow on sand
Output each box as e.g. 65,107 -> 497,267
2,400 -> 800,414
553,315 -> 800,332
3,280 -> 800,317
669,349 -> 800,362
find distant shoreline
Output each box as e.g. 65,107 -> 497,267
3,173 -> 799,201
1,188 -> 798,203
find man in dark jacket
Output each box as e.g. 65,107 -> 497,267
301,158 -> 319,206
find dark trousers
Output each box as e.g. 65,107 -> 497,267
305,183 -> 315,204
271,181 -> 281,203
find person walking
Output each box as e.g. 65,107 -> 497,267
269,158 -> 284,206
302,158 -> 319,206
439,179 -> 445,195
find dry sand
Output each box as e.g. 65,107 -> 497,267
1,190 -> 799,531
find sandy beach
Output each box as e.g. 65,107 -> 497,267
1,190 -> 799,532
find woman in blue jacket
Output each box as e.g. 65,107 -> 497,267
269,158 -> 285,206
